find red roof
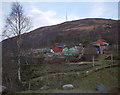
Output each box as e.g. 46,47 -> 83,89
53,46 -> 63,52
96,40 -> 104,44
96,40 -> 108,46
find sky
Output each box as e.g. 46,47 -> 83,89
0,0 -> 119,40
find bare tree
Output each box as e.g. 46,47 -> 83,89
3,2 -> 31,82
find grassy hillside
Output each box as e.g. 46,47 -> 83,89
2,18 -> 119,93
19,51 -> 119,93
21,66 -> 119,93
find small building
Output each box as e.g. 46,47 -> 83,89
91,39 -> 109,54
53,45 -> 65,53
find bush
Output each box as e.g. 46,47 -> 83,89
80,56 -> 86,61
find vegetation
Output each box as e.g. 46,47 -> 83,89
18,52 -> 119,92
20,66 -> 118,93
2,42 -> 119,93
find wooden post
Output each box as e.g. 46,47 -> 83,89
111,54 -> 113,64
100,46 -> 103,55
28,81 -> 31,90
82,46 -> 84,55
93,56 -> 95,67
26,57 -> 28,65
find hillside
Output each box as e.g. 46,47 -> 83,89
1,18 -> 119,93
2,18 -> 118,52
21,65 -> 119,93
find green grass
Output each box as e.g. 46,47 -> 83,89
21,66 -> 119,93
20,52 -> 119,93
25,59 -> 119,81
78,67 -> 118,91
23,63 -> 94,80
21,89 -> 54,93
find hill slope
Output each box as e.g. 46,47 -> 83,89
1,18 -> 119,92
2,18 -> 118,51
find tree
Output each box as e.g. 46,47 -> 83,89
3,2 -> 31,82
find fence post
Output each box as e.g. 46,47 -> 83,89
111,54 -> 113,64
93,56 -> 95,67
28,81 -> 31,90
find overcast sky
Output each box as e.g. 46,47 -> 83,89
0,0 -> 119,40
